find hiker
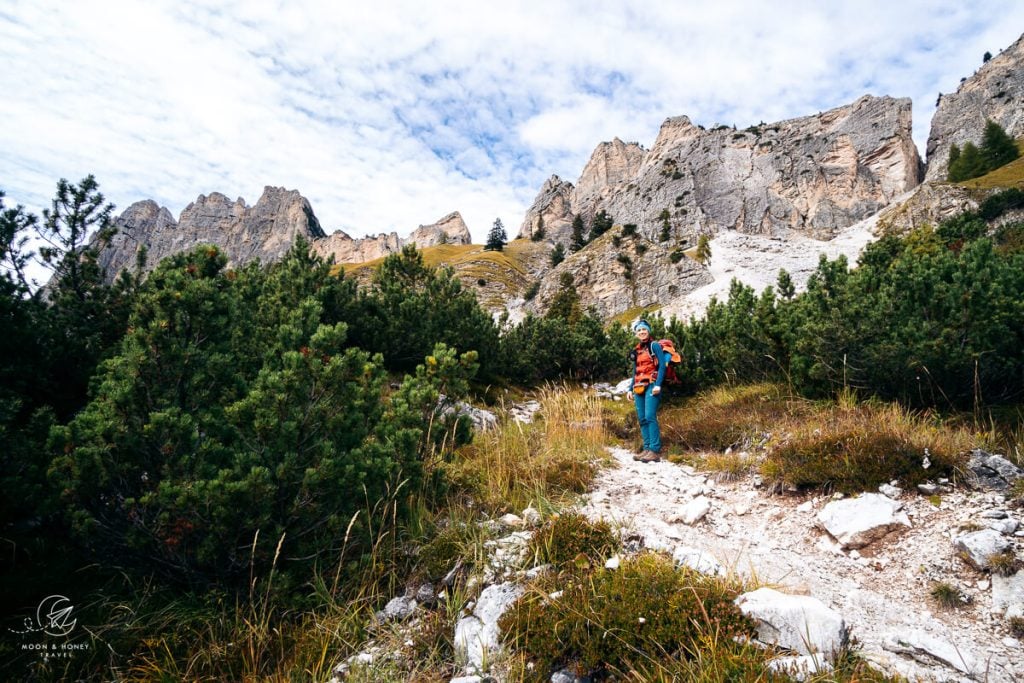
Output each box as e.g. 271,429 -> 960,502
628,319 -> 671,462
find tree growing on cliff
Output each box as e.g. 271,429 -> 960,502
484,218 -> 507,251
695,233 -> 712,267
948,120 -> 1019,182
550,242 -> 565,266
981,119 -> 1019,170
570,215 -> 586,252
589,210 -> 613,241
531,214 -> 545,241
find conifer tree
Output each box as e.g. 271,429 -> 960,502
981,119 -> 1019,170
695,233 -> 712,266
550,242 -> 565,266
531,214 -> 545,241
589,210 -> 613,241
570,215 -> 586,252
776,269 -> 795,300
484,217 -> 507,251
658,208 -> 671,241
948,142 -> 986,182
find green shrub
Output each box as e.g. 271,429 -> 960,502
500,554 -> 755,680
528,512 -> 618,570
523,281 -> 540,301
49,245 -> 479,589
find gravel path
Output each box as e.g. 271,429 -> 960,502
579,446 -> 1024,682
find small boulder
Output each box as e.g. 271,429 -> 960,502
988,518 -> 1020,535
992,571 -> 1024,619
672,546 -> 726,577
498,513 -> 525,528
882,631 -> 978,677
954,529 -> 1012,570
966,449 -> 1023,491
878,483 -> 901,499
734,587 -> 848,657
522,506 -> 542,526
816,493 -> 911,549
416,582 -> 437,607
376,595 -> 417,622
453,582 -> 523,672
673,496 -> 712,525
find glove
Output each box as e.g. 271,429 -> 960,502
651,385 -> 661,396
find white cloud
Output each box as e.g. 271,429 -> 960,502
3,0 -> 1024,247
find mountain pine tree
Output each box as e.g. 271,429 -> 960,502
531,214 -> 545,241
484,217 -> 507,251
695,233 -> 712,266
550,242 -> 565,266
981,119 -> 1019,170
570,215 -> 586,252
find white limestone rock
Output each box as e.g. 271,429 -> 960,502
673,496 -> 712,525
453,582 -> 524,673
766,655 -> 834,681
953,529 -> 1012,570
882,630 -> 979,677
992,571 -> 1024,620
734,587 -> 848,657
816,493 -> 911,549
672,546 -> 726,577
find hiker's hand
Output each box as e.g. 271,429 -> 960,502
626,392 -> 633,401
651,386 -> 661,396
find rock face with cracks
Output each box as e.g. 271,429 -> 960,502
926,32 -> 1024,182
519,95 -> 921,244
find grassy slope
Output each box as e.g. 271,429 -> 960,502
332,240 -> 544,306
956,139 -> 1024,190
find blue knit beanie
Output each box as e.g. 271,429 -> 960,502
632,320 -> 651,333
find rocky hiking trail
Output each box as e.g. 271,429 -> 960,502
579,445 -> 1024,682
332,400 -> 1023,683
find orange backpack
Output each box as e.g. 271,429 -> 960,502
655,339 -> 683,384
633,339 -> 683,385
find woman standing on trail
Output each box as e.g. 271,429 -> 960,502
628,319 -> 671,462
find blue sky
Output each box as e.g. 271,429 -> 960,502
2,1 -> 1024,245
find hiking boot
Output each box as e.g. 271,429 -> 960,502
632,447 -> 648,461
638,450 -> 662,463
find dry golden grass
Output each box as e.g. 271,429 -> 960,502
661,383 -> 812,452
660,383 -> 979,494
446,384 -> 612,513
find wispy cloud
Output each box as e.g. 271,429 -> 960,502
2,0 -> 1023,243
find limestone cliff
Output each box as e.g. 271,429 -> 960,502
518,175 -> 575,244
313,211 -> 471,264
99,186 -> 324,281
926,32 -> 1024,182
524,96 -> 922,244
99,189 -> 472,281
874,184 -> 979,235
529,228 -> 712,320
